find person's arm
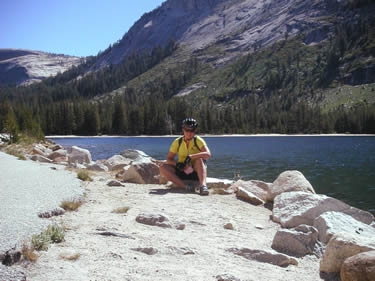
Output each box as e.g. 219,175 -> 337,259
165,151 -> 178,166
188,145 -> 211,160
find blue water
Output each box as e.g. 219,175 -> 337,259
49,135 -> 375,215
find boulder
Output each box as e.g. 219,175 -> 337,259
30,154 -> 53,163
320,232 -> 375,273
271,224 -> 319,257
104,154 -> 132,171
87,162 -> 109,172
31,144 -> 52,157
268,170 -> 315,201
340,250 -> 375,281
118,161 -> 160,184
47,149 -> 68,163
116,150 -> 160,184
236,187 -> 264,205
120,149 -> 150,161
231,179 -> 270,201
68,146 -> 92,165
272,191 -> 374,228
314,211 -> 375,244
51,144 -> 64,151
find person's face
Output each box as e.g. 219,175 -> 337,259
183,127 -> 195,140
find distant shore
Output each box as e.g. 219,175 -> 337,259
46,133 -> 375,138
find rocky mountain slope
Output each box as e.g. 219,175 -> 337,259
1,0 -> 372,86
92,0 -> 340,69
0,49 -> 82,86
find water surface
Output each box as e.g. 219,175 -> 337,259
49,135 -> 375,214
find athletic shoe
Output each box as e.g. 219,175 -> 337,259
200,185 -> 209,195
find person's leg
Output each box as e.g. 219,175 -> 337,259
193,158 -> 207,187
159,163 -> 186,188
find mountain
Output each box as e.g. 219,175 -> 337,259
92,0 -> 338,69
1,0 -> 375,136
0,49 -> 82,86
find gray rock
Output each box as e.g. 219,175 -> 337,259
236,186 -> 264,205
104,154 -> 131,171
228,247 -> 298,267
47,149 -> 68,163
268,170 -> 315,201
271,224 -> 319,257
87,162 -> 109,172
135,213 -> 172,228
131,247 -> 158,255
231,179 -> 270,202
272,191 -> 374,228
30,154 -> 53,163
314,211 -> 375,244
68,146 -> 92,165
106,180 -> 124,187
118,161 -> 160,184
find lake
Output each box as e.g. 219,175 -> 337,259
48,135 -> 375,215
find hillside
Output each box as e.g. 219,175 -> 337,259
0,49 -> 82,86
0,0 -> 375,137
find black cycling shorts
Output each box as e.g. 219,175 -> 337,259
175,168 -> 199,181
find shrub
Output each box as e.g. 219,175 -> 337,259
46,224 -> 65,243
21,241 -> 39,262
31,224 -> 65,251
77,169 -> 92,181
60,199 -> 83,211
31,232 -> 51,251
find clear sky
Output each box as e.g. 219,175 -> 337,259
0,0 -> 166,57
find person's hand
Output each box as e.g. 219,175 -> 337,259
184,156 -> 191,165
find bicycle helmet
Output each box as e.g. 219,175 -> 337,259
182,118 -> 198,129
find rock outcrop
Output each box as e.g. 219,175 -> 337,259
272,191 -> 374,228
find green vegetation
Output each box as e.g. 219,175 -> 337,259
76,169 -> 93,181
0,7 -> 374,136
31,224 -> 65,251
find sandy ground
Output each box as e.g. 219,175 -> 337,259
20,171 -> 322,281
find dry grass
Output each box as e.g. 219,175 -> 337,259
59,252 -> 81,261
60,199 -> 83,211
21,241 -> 39,262
111,206 -> 130,214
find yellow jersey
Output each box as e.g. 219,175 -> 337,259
169,136 -> 207,163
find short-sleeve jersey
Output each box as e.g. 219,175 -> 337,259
169,136 -> 207,163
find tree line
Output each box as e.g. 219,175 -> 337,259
1,15 -> 375,141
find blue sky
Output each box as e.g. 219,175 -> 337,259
1,0 -> 165,57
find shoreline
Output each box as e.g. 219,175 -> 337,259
46,133 -> 375,138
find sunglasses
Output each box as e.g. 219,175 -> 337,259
184,128 -> 196,132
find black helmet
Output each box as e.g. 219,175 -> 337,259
182,117 -> 198,129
